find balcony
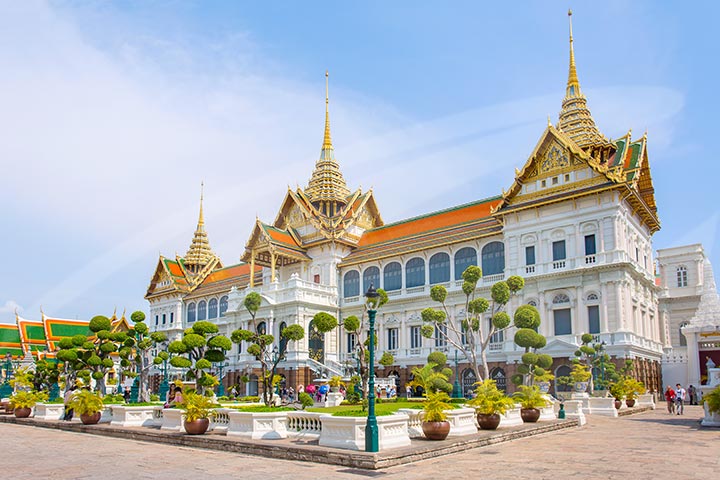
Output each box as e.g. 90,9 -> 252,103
525,265 -> 536,275
552,260 -> 566,270
585,255 -> 596,265
483,273 -> 505,284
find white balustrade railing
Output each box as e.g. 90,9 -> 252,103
287,411 -> 325,436
525,265 -> 536,274
585,255 -> 596,265
553,260 -> 566,270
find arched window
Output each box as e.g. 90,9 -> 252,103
677,266 -> 688,287
279,321 -> 288,352
429,252 -> 450,284
553,294 -> 572,335
383,262 -> 402,291
679,322 -> 689,347
343,271 -> 360,298
219,296 -> 228,317
257,322 -> 267,335
527,300 -> 538,307
454,247 -> 477,280
481,242 -> 505,276
187,303 -> 196,323
555,365 -> 572,392
489,367 -> 506,393
406,258 -> 425,288
553,294 -> 571,304
462,368 -> 477,396
197,300 -> 207,321
208,298 -> 218,318
586,293 -> 599,301
363,267 -> 380,294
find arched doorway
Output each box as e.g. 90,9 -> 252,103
555,365 -> 572,393
388,370 -> 400,393
308,319 -> 324,363
490,367 -> 506,392
462,368 -> 477,396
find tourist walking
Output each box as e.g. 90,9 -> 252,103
664,385 -> 675,414
406,385 -> 413,399
63,386 -> 77,421
675,383 -> 686,415
688,385 -> 697,405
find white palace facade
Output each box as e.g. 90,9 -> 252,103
145,16 -> 668,396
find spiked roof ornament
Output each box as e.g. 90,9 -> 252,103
184,182 -> 217,268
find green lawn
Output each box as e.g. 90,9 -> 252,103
307,401 -> 424,417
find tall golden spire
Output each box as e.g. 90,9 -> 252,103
557,10 -> 608,149
305,70 -> 351,212
184,182 -> 216,272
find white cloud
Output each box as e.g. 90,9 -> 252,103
0,301 -> 23,323
0,2 -> 686,317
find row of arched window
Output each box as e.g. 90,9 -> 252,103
343,243 -> 505,298
187,296 -> 229,323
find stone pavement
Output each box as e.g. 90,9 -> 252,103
0,405 -> 716,479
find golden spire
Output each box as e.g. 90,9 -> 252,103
557,10 -> 609,149
184,182 -> 216,272
305,70 -> 351,209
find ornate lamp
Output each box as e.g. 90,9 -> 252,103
364,284 -> 380,453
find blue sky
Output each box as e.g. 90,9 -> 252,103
1,0 -> 718,323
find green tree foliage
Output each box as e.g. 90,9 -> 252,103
510,304 -> 548,386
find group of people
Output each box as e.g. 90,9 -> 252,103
664,384 -> 698,415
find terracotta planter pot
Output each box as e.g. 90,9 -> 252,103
614,399 -> 622,409
625,399 -> 636,408
422,421 -> 450,440
520,408 -> 540,423
477,413 -> 501,430
80,412 -> 102,425
184,418 -> 210,435
14,407 -> 32,418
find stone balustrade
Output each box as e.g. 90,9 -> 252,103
396,408 -> 424,437
286,411 -> 325,437
226,411 -> 289,440
318,414 -> 411,451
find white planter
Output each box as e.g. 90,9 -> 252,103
397,408 -> 424,438
444,408 -> 477,436
701,402 -> 720,427
499,405 -> 523,428
539,395 -> 557,421
161,408 -> 185,431
34,403 -> 65,421
287,411 -> 325,438
561,400 -> 586,426
318,414 -> 411,451
226,411 -> 289,440
110,406 -> 157,427
587,397 -> 619,417
636,394 -> 656,409
324,392 -> 344,408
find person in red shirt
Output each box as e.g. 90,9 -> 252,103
664,385 -> 676,414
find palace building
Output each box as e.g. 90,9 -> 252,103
145,13 -> 667,396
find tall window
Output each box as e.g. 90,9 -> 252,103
435,324 -> 447,348
257,322 -> 267,334
208,298 -> 218,318
454,247 -> 477,280
170,312 -> 174,324
552,240 -> 566,261
198,300 -> 207,321
383,262 -> 402,291
219,296 -> 228,317
387,328 -> 398,351
155,315 -> 159,326
677,266 -> 688,287
553,294 -> 571,335
363,266 -> 380,293
343,271 -> 360,298
405,258 -> 425,288
187,303 -> 196,323
162,313 -> 166,325
481,242 -> 505,276
588,305 -> 600,334
488,318 -> 503,343
410,326 -> 421,349
584,234 -> 596,255
429,252 -> 450,284
525,245 -> 536,265
279,322 -> 288,352
347,333 -> 357,353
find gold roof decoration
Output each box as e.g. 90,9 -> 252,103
184,182 -> 218,272
557,10 -> 611,150
305,71 -> 351,207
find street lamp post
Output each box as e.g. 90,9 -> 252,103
158,350 -> 170,403
216,361 -> 227,397
452,350 -> 463,399
365,284 -> 380,453
352,346 -> 363,398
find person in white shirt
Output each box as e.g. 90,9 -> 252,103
674,383 -> 686,415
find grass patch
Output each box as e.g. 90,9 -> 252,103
331,409 -> 396,417
230,406 -> 294,412
309,400 -> 462,416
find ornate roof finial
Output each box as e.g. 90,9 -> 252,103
557,11 -> 609,149
184,182 -> 217,271
305,70 -> 351,206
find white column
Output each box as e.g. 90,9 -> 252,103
615,282 -> 624,331
600,282 -> 609,333
685,330 -> 701,387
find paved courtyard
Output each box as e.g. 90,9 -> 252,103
0,405 -> 716,479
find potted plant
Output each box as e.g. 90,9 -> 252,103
421,391 -> 452,440
623,378 -> 646,408
10,390 -> 47,418
533,371 -> 555,394
609,382 -> 626,409
704,384 -> 720,415
182,390 -> 215,435
467,379 -> 516,430
69,389 -> 104,425
328,376 -> 345,393
512,385 -> 548,423
569,364 -> 592,393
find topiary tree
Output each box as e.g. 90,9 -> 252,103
118,311 -> 167,402
512,306 -> 549,387
167,321 -> 232,395
421,266 -> 529,382
31,359 -> 61,395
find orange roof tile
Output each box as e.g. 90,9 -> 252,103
203,263 -> 261,285
358,196 -> 502,247
265,227 -> 299,248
